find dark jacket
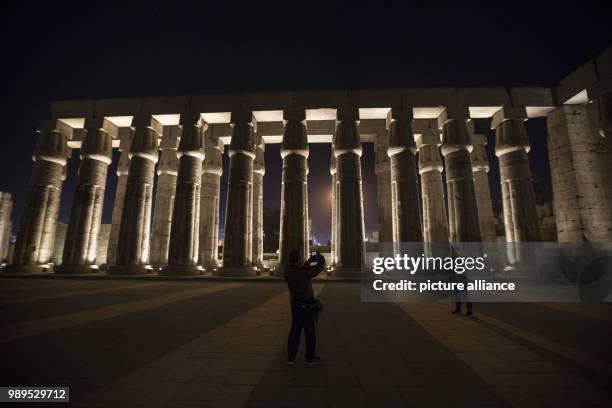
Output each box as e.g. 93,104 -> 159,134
284,254 -> 326,303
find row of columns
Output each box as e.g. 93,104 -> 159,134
7,95 -> 610,276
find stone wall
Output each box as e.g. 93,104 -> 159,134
546,104 -> 612,242
537,202 -> 557,242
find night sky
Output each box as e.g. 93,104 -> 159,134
1,2 -> 610,243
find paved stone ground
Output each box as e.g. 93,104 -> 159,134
0,277 -> 611,407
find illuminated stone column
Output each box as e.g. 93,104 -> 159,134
416,123 -> 449,244
387,108 -> 422,243
493,109 -> 540,245
375,128 -> 393,243
470,132 -> 497,242
440,114 -> 481,242
57,124 -> 112,273
599,90 -> 612,138
199,126 -> 223,270
0,192 -> 13,264
333,107 -> 365,277
8,121 -> 69,272
278,108 -> 309,273
163,115 -> 206,275
150,126 -> 179,268
547,98 -> 612,242
330,150 -> 337,266
218,110 -> 256,276
106,131 -> 133,266
252,132 -> 265,269
108,122 -> 159,275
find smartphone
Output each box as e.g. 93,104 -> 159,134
310,251 -> 317,257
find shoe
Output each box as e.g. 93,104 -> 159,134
451,309 -> 461,314
305,356 -> 321,366
287,357 -> 295,366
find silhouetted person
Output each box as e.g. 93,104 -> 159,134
284,250 -> 325,366
452,269 -> 473,317
450,246 -> 473,317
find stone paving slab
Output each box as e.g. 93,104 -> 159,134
74,285 -> 324,407
0,282 -> 244,344
398,302 -> 611,407
0,279 -> 610,407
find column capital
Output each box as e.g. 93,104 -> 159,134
491,105 -> 528,129
231,110 -> 257,130
177,122 -> 205,160
254,144 -> 265,176
281,118 -> 308,159
283,107 -> 306,123
229,114 -> 256,159
81,128 -> 113,165
118,129 -> 134,151
415,130 -> 442,149
336,106 -> 359,122
203,126 -> 223,175
437,106 -> 470,129
129,127 -> 159,163
385,107 -> 413,130
495,119 -> 530,157
33,122 -> 70,166
159,125 -> 181,150
334,107 -> 362,156
440,119 -> 473,157
157,148 -> 179,176
471,134 -> 490,172
387,108 -> 417,157
83,116 -> 105,130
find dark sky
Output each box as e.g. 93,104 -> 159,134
1,2 -> 610,243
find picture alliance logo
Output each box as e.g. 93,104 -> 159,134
371,254 -> 488,275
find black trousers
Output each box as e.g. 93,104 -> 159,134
287,302 -> 316,359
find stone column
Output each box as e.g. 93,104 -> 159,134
252,133 -> 265,269
108,123 -> 159,275
56,124 -> 112,274
0,192 -> 13,264
599,90 -> 612,138
493,110 -> 540,244
199,125 -> 223,271
106,130 -> 133,266
150,126 -> 179,268
163,115 -> 206,275
218,110 -> 256,276
375,128 -> 393,244
8,121 -> 69,273
416,123 -> 449,244
277,109 -> 309,274
387,108 -> 422,243
333,107 -> 365,277
470,133 -> 497,242
440,114 -> 481,242
547,101 -> 612,242
330,150 -> 337,266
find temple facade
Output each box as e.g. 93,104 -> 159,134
2,46 -> 611,277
